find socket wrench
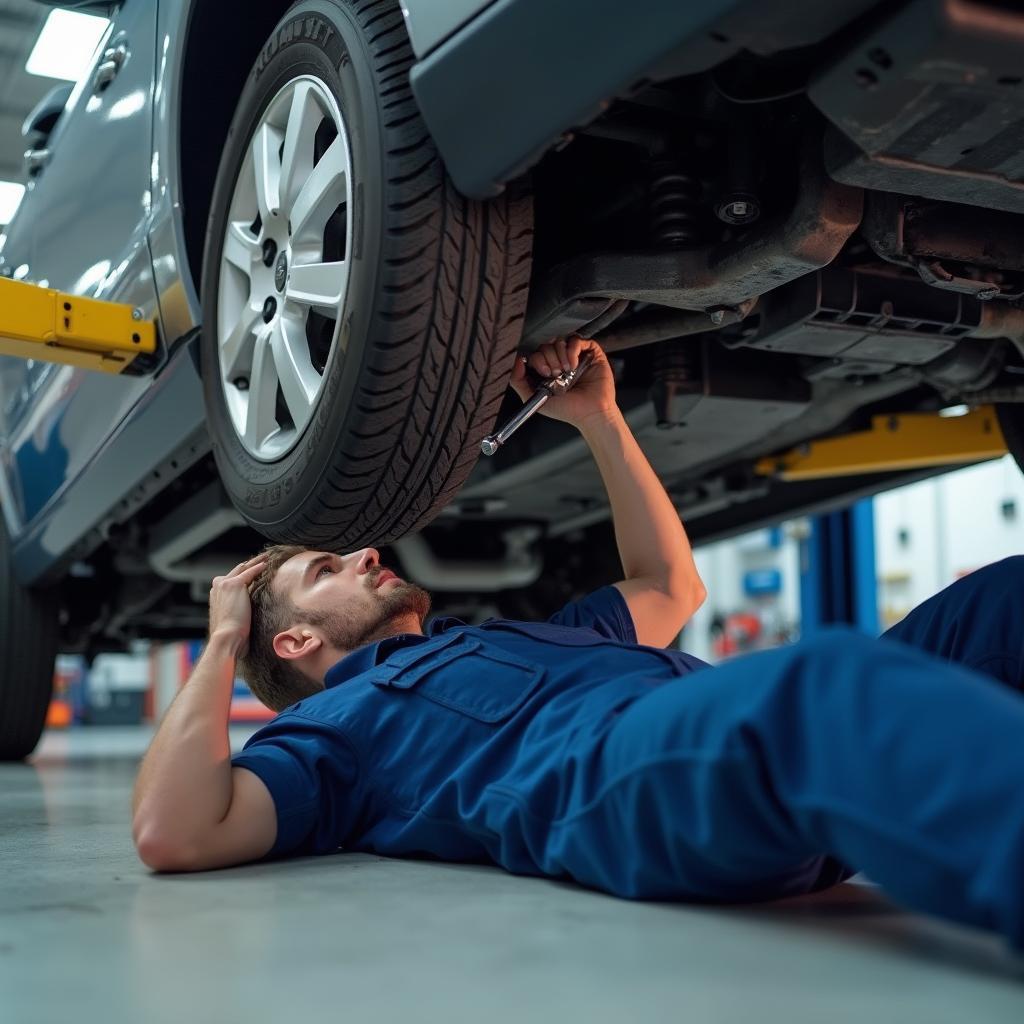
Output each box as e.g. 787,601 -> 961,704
481,352 -> 594,456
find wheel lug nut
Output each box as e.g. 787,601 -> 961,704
233,377 -> 249,391
261,239 -> 277,267
262,297 -> 277,322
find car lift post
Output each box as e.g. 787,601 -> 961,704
799,501 -> 879,635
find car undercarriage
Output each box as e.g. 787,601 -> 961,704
59,0 -> 1024,655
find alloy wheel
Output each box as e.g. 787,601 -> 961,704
216,75 -> 353,461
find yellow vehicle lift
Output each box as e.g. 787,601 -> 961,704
0,276 -> 157,374
756,406 -> 1008,482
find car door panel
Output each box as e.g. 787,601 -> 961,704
0,0 -> 161,534
9,346 -> 207,585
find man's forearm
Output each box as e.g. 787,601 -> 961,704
131,630 -> 242,856
578,407 -> 702,595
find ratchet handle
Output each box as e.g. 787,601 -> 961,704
481,388 -> 551,455
481,352 -> 593,456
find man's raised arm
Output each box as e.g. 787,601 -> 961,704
131,556 -> 277,871
512,339 -> 706,647
579,405 -> 706,646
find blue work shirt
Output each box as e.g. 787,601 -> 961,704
232,586 -> 710,881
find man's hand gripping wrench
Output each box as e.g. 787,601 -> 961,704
481,352 -> 594,456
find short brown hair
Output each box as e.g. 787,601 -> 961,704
238,543 -> 326,712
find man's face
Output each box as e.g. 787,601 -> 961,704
275,548 -> 431,652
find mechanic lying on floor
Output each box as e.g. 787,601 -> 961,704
132,338 -> 1024,950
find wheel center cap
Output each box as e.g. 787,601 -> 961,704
274,252 -> 288,293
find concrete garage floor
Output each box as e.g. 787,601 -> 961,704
2,727 -> 1023,1023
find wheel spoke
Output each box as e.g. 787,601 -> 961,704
279,81 -> 322,213
220,75 -> 353,460
243,324 -> 280,450
272,316 -> 321,428
220,304 -> 262,380
289,135 -> 347,242
252,122 -> 283,221
286,260 -> 348,315
223,221 -> 260,273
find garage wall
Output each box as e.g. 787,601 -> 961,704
874,454 -> 1024,627
683,525 -> 802,664
681,455 -> 1024,662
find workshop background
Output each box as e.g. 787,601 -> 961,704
3,4 -> 1024,1023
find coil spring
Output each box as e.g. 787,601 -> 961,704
653,341 -> 698,384
651,340 -> 701,428
649,166 -> 702,248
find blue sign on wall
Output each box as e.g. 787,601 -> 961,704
743,568 -> 782,597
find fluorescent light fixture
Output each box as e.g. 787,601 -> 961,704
26,9 -> 110,82
0,182 -> 26,225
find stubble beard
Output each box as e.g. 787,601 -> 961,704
310,577 -> 432,652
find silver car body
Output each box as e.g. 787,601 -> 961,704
0,0 -> 467,584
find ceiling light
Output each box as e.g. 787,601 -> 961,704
0,182 -> 26,225
26,9 -> 110,82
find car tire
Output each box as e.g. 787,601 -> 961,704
997,403 -> 1024,476
200,0 -> 533,548
0,522 -> 58,760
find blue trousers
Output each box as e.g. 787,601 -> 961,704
549,557 -> 1024,947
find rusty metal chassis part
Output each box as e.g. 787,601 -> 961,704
523,146 -> 863,347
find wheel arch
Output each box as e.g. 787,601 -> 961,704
177,0 -> 295,295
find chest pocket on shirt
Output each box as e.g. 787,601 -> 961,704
372,634 -> 543,723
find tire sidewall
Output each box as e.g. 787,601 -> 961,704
200,0 -> 387,531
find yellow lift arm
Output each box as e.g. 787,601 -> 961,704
0,277 -> 157,374
756,406 -> 1008,482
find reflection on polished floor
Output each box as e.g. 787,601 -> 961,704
2,726 -> 1022,1023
